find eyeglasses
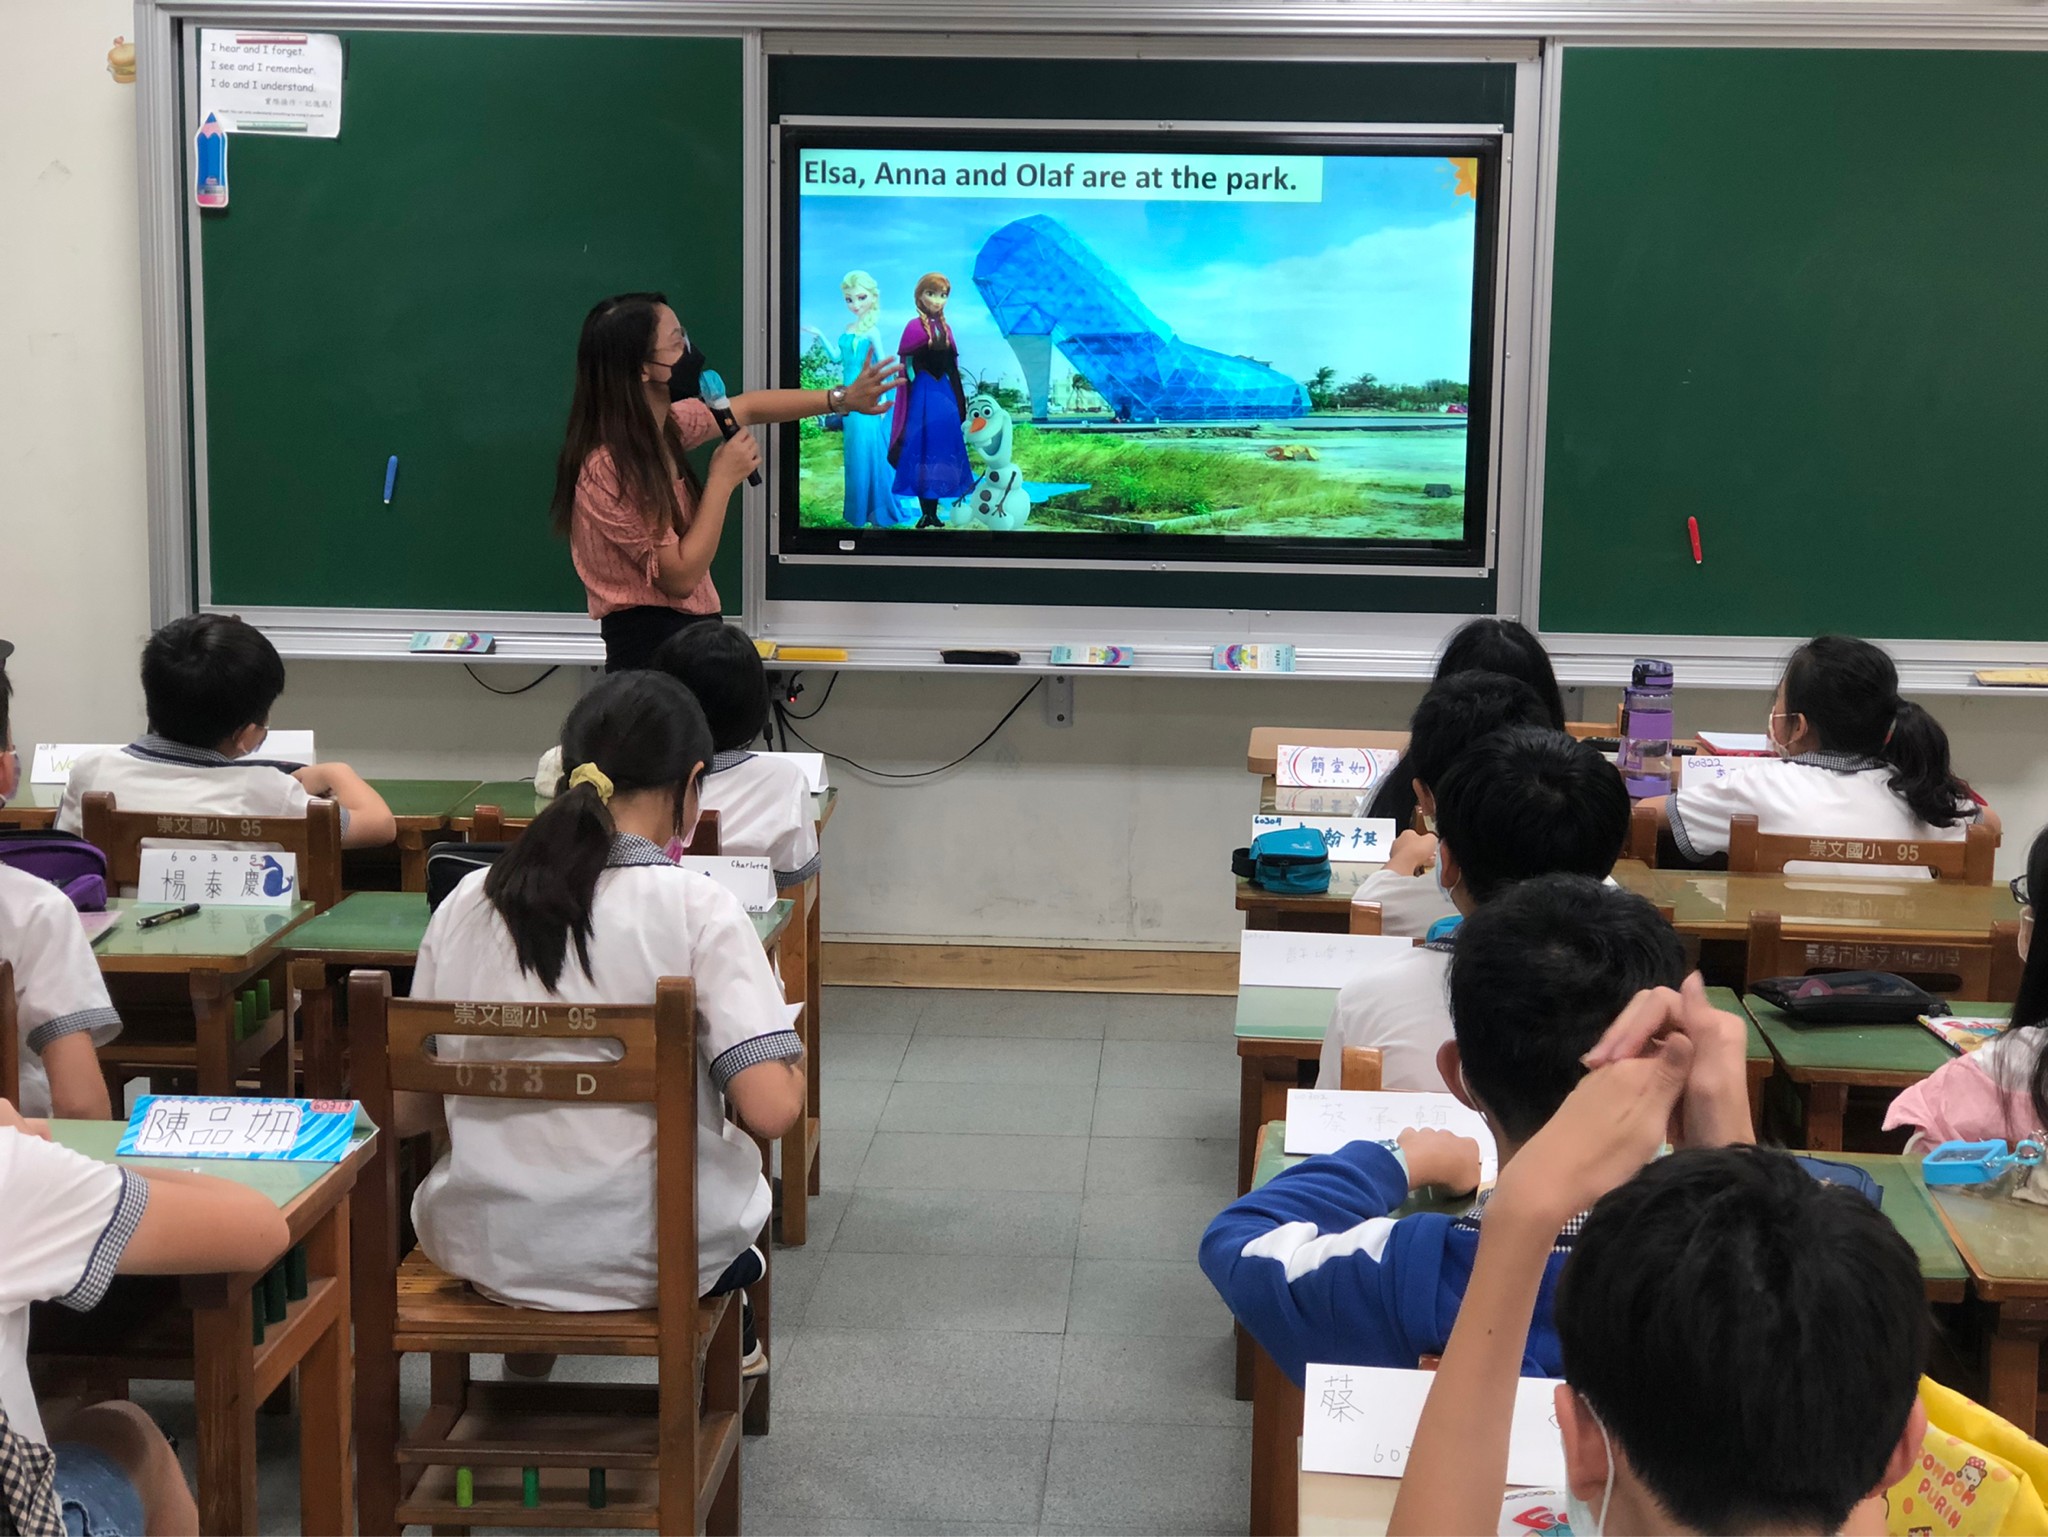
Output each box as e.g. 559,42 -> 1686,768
2014,873 -> 2033,909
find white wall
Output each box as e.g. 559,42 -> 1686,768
7,2 -> 2046,951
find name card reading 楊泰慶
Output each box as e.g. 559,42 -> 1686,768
30,744 -> 118,784
1251,815 -> 1397,864
1301,1364 -> 1566,1488
1238,930 -> 1412,991
136,848 -> 298,908
672,855 -> 778,914
1284,1089 -> 1498,1182
1274,745 -> 1401,792
758,751 -> 829,792
119,1094 -> 359,1162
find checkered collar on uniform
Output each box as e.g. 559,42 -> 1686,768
707,749 -> 755,775
124,732 -> 235,766
606,833 -> 674,869
1453,1187 -> 1587,1253
1789,749 -> 1884,774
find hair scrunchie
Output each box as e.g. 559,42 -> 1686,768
568,762 -> 615,803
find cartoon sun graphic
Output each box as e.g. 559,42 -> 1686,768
1446,158 -> 1480,199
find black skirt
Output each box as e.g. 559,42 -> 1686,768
599,606 -> 721,673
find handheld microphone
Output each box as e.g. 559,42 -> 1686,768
697,368 -> 763,487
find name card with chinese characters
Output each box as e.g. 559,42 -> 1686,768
136,848 -> 298,907
1238,930 -> 1412,990
119,1095 -> 359,1162
673,855 -> 778,913
759,751 -> 829,792
1680,754 -> 1743,788
1274,745 -> 1401,791
1301,1363 -> 1566,1488
30,743 -> 118,784
1270,785 -> 1368,815
1284,1089 -> 1499,1182
1251,815 -> 1397,865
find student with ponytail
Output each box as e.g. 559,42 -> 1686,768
404,671 -> 802,1368
1644,634 -> 1997,877
1887,825 -> 2048,1148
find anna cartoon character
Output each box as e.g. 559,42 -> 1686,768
837,270 -> 910,528
888,272 -> 975,528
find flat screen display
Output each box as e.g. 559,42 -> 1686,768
776,125 -> 1501,571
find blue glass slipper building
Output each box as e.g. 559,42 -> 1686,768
972,214 -> 1311,424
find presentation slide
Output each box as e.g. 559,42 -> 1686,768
778,130 -> 1498,569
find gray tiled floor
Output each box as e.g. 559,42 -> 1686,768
138,985 -> 1246,1535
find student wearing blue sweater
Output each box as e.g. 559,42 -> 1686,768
1201,874 -> 1754,1387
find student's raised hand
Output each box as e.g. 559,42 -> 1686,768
1384,829 -> 1439,878
1581,974 -> 1755,1149
1396,1127 -> 1483,1195
1490,1035 -> 1694,1235
842,353 -> 903,414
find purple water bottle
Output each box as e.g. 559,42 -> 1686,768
1617,659 -> 1674,799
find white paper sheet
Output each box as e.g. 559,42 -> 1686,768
1284,1089 -> 1498,1183
1238,931 -> 1413,990
673,855 -> 779,913
1301,1364 -> 1566,1490
198,31 -> 346,137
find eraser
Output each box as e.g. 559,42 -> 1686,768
411,631 -> 494,654
777,646 -> 849,663
1212,644 -> 1296,673
1049,645 -> 1133,668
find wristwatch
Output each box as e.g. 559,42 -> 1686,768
826,385 -> 847,414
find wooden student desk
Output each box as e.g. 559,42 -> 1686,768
1246,1126 -> 1964,1537
0,781 -> 63,829
32,1118 -> 378,1537
1926,1179 -> 2048,1437
1611,862 -> 2025,942
94,899 -> 316,1097
1744,996 -> 2006,1150
361,778 -> 482,891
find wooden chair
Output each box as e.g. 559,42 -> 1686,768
1338,1046 -> 1383,1092
1564,703 -> 1624,742
0,961 -> 17,1104
469,806 -> 720,854
1743,910 -> 2024,1000
1347,901 -> 1383,937
81,790 -> 345,912
348,970 -> 745,1534
1728,813 -> 1997,884
1628,802 -> 1661,865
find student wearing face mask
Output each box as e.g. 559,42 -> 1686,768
1640,634 -> 1997,877
552,292 -> 899,672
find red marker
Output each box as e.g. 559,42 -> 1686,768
1687,516 -> 1703,564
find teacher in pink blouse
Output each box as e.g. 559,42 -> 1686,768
550,292 -> 899,672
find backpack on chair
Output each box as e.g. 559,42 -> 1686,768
0,829 -> 109,911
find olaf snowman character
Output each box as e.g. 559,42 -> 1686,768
945,393 -> 1033,531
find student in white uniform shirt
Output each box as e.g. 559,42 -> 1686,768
0,1100 -> 287,1536
404,671 -> 804,1374
1352,671 -> 1556,939
0,658 -> 119,1118
1318,727 -> 1631,1092
1643,635 -> 1997,878
55,614 -> 396,855
535,622 -> 819,890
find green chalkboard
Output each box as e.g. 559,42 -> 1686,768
198,32 -> 744,613
1541,48 -> 2048,641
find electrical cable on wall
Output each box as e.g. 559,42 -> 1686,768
772,676 -> 1042,780
464,664 -> 559,695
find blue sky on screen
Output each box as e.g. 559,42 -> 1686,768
798,153 -> 1478,391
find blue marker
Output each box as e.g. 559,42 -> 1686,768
382,455 -> 398,504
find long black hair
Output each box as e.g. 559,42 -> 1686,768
1780,635 -> 1967,829
1368,619 -> 1568,827
485,671 -> 712,989
2007,826 -> 2048,1134
548,292 -> 701,539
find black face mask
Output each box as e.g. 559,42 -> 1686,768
656,341 -> 707,404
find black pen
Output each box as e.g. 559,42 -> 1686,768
135,902 -> 202,929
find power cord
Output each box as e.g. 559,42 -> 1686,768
774,677 -> 1042,780
464,664 -> 560,696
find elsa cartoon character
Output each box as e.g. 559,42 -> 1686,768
836,270 -> 908,528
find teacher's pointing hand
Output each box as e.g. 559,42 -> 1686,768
841,353 -> 903,415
